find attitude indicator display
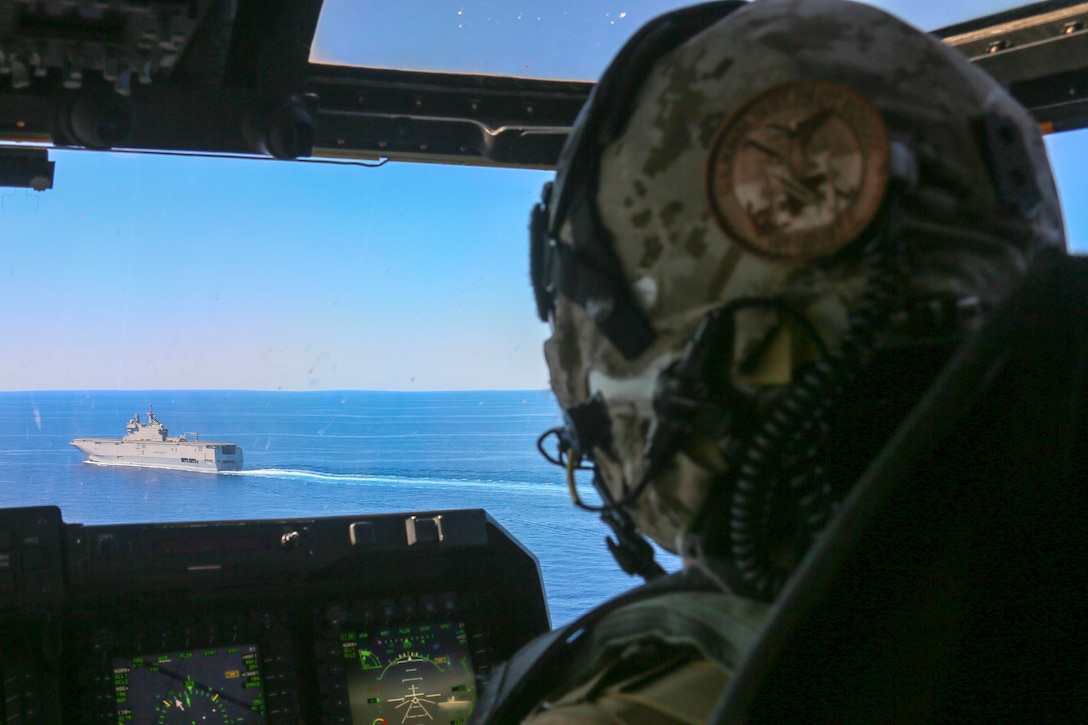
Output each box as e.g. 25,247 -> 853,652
341,620 -> 475,724
112,644 -> 266,724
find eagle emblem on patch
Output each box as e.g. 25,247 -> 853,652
706,79 -> 889,261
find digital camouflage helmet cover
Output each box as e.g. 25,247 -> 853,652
532,0 -> 1064,600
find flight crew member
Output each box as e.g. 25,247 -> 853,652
473,0 -> 1080,722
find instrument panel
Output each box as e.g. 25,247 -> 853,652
0,506 -> 549,724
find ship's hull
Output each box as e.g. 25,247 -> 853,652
70,438 -> 243,472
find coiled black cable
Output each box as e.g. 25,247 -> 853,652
724,199 -> 908,601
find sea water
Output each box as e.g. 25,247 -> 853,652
0,389 -> 678,626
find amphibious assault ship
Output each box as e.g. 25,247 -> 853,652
70,405 -> 243,472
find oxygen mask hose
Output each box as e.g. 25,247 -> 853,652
725,199 -> 908,602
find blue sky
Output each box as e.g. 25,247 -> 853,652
0,154 -> 553,390
0,0 -> 1081,392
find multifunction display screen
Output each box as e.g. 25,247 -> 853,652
112,644 -> 266,723
341,620 -> 475,725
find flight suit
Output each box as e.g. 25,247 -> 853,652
472,573 -> 767,724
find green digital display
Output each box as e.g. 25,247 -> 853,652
340,621 -> 475,724
112,644 -> 266,724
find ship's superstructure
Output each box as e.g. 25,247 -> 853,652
70,405 -> 243,472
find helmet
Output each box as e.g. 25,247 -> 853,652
531,0 -> 1064,599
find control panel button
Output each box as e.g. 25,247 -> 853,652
405,515 -> 443,545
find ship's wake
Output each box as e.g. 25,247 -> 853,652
224,467 -> 550,490
224,468 -> 380,482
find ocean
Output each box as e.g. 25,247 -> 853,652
0,389 -> 678,627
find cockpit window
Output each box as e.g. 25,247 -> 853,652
310,0 -> 1033,79
311,1 -> 691,80
0,149 -> 644,626
1046,129 -> 1088,253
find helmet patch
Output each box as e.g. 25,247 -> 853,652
706,79 -> 889,261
